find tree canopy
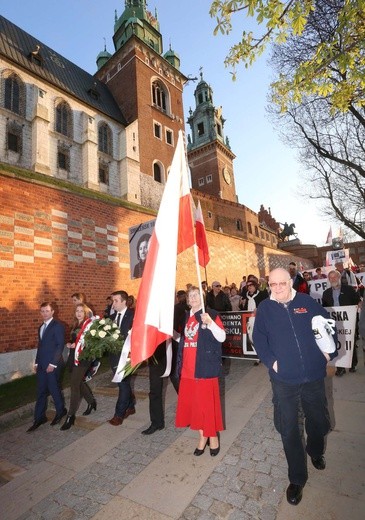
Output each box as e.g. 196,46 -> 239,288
210,0 -> 365,111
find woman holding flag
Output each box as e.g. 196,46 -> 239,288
175,286 -> 226,456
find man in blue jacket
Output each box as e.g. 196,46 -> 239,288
253,268 -> 338,506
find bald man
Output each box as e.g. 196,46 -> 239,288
253,268 -> 338,506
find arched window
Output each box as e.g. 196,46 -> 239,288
152,80 -> 168,113
55,101 -> 72,137
3,73 -> 25,115
236,219 -> 243,231
153,162 -> 163,183
98,123 -> 113,155
247,222 -> 252,234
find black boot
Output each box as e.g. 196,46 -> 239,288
82,400 -> 97,416
60,415 -> 75,430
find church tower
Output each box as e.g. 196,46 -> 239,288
95,1 -> 187,188
187,71 -> 237,203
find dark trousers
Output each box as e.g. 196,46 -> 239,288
34,365 -> 64,421
110,353 -> 134,417
149,342 -> 179,428
271,378 -> 330,486
68,363 -> 94,416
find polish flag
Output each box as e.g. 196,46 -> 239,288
325,226 -> 333,245
195,200 -> 210,267
130,131 -> 195,366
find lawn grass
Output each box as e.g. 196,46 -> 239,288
0,357 -> 110,416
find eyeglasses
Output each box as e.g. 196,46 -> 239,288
213,284 -> 221,288
269,281 -> 289,288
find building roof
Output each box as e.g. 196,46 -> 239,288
0,15 -> 127,125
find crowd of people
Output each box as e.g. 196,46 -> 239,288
27,260 -> 364,506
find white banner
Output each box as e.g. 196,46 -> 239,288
325,248 -> 349,266
326,305 -> 357,368
308,279 -> 328,304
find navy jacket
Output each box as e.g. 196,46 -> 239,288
253,293 -> 338,385
109,308 -> 134,372
35,319 -> 65,369
176,309 -> 223,379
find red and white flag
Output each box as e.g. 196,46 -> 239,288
130,131 -> 195,366
195,200 -> 210,267
325,226 -> 333,245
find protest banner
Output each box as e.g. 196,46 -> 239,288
128,219 -> 156,279
308,279 -> 328,304
220,311 -> 257,359
326,305 -> 358,368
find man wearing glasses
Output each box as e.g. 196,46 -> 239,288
253,268 -> 338,507
206,281 -> 232,311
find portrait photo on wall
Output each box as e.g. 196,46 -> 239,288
129,219 -> 156,279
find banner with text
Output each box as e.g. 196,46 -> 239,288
326,305 -> 357,368
220,311 -> 257,359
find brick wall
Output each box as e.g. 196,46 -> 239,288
0,167 -> 308,359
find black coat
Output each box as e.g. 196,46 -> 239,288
322,284 -> 360,307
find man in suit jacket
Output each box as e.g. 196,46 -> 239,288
322,270 -> 360,375
27,302 -> 66,432
108,290 -> 135,426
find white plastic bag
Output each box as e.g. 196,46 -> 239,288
311,315 -> 336,354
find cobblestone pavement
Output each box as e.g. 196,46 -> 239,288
1,351 -> 364,520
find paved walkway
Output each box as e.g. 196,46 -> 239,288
0,345 -> 364,520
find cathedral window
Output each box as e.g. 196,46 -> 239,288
165,129 -> 173,145
153,162 -> 163,183
6,121 -> 22,153
4,73 -> 25,115
154,122 -> 162,139
98,160 -> 109,184
55,101 -> 73,137
57,142 -> 70,172
98,123 -> 113,155
197,122 -> 205,136
152,80 -> 168,113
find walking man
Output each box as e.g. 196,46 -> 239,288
253,268 -> 338,506
27,302 -> 66,432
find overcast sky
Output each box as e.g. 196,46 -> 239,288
1,0 -> 338,246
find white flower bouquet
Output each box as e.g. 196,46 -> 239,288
78,318 -> 124,361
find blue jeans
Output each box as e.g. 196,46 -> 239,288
271,378 -> 330,486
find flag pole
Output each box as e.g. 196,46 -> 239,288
193,243 -> 206,313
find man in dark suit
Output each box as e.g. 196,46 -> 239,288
27,302 -> 66,432
322,270 -> 360,375
108,290 -> 135,426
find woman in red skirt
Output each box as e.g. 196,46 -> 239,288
175,286 -> 226,456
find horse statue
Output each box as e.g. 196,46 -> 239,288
278,222 -> 297,241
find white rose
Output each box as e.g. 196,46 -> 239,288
98,330 -> 107,338
90,330 -> 96,336
104,325 -> 111,331
112,323 -> 118,329
112,333 -> 119,339
99,319 -> 106,325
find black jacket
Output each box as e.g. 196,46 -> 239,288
322,284 -> 360,307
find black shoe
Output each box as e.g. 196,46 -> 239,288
210,445 -> 220,457
286,483 -> 304,506
349,367 -> 356,373
335,367 -> 346,376
82,400 -> 97,416
26,417 -> 47,432
60,415 -> 75,431
141,424 -> 164,435
311,455 -> 326,470
50,408 -> 67,426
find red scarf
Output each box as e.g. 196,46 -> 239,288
74,317 -> 93,365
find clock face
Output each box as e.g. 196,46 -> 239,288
223,166 -> 231,185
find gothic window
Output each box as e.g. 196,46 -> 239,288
153,162 -> 163,183
198,93 -> 203,104
152,80 -> 168,113
55,101 -> 72,137
247,222 -> 252,234
6,121 -> 22,153
4,73 -> 25,115
99,160 -> 109,184
57,143 -> 70,171
98,123 -> 113,155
